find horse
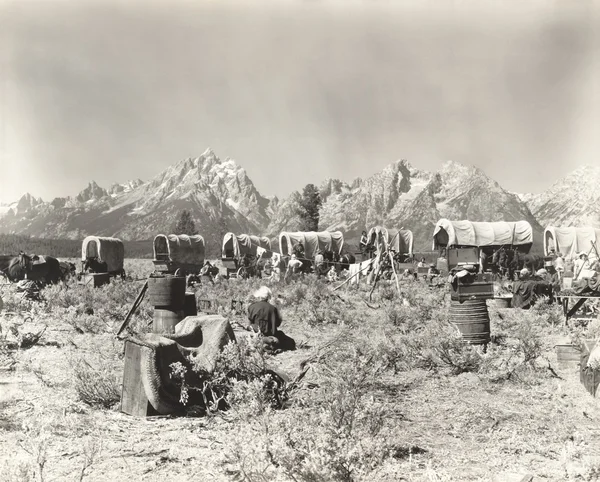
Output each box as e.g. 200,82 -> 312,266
83,258 -> 109,274
521,253 -> 544,273
5,252 -> 62,285
338,253 -> 356,271
58,261 -> 77,281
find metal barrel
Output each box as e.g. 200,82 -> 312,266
184,292 -> 198,317
152,308 -> 184,335
147,276 -> 186,309
449,299 -> 491,345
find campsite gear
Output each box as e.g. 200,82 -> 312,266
555,343 -> 581,369
80,272 -> 110,288
433,219 -> 533,253
147,275 -> 187,334
450,272 -> 494,301
153,234 -> 205,274
147,276 -> 186,309
153,309 -> 185,335
447,247 -> 479,270
278,231 -> 344,259
121,315 -> 236,416
81,236 -> 125,276
493,296 -> 512,308
449,299 -> 491,345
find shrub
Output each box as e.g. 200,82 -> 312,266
73,358 -> 120,409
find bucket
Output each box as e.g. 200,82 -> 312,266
153,308 -> 184,334
555,344 -> 581,368
184,292 -> 198,317
493,297 -> 512,309
147,276 -> 186,309
449,299 -> 491,345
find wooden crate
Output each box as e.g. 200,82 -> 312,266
121,340 -> 159,417
198,298 -> 219,314
79,273 -> 110,288
451,280 -> 494,301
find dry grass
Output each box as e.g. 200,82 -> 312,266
0,260 -> 599,481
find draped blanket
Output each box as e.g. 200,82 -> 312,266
367,226 -> 413,256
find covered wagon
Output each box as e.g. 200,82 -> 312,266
433,219 -> 534,273
221,233 -> 272,278
153,234 -> 205,275
544,226 -> 600,260
81,236 -> 125,277
278,231 -> 344,259
366,226 -> 413,260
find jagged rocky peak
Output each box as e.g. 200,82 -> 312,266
76,181 -> 108,203
16,192 -> 43,211
108,179 -> 145,196
319,178 -> 350,200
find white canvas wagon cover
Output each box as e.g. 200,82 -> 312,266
433,219 -> 533,250
544,226 -> 600,260
153,234 -> 205,265
279,231 -> 344,259
222,233 -> 271,258
367,226 -> 413,256
81,236 -> 124,273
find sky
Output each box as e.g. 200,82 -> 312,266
1,0 -> 599,203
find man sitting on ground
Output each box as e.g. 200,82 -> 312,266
247,286 -> 295,353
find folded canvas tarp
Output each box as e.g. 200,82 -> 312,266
432,219 -> 533,251
81,236 -> 124,273
279,231 -> 344,259
544,226 -> 600,260
367,226 -> 413,256
222,233 -> 271,259
153,234 -> 205,265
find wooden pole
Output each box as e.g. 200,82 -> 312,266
388,248 -> 401,296
332,259 -> 374,291
116,280 -> 148,339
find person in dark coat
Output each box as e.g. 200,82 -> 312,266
512,268 -> 551,309
247,286 -> 295,353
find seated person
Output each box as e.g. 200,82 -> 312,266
247,286 -> 295,353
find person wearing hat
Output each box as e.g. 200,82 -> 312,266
314,249 -> 325,277
247,286 -> 295,353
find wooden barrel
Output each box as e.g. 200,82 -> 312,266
153,308 -> 184,334
147,276 -> 186,309
449,299 -> 491,345
184,292 -> 197,317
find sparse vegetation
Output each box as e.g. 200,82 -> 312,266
0,259 -> 599,480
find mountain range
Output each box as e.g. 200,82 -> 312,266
1,148 -> 598,254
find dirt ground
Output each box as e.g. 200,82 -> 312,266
1,269 -> 600,481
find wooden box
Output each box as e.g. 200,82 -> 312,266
448,247 -> 479,270
80,272 -> 110,288
121,340 -> 159,417
198,298 -> 219,314
451,279 -> 494,301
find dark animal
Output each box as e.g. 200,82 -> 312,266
521,253 -> 544,273
5,252 -> 62,284
83,258 -> 108,274
338,253 -> 356,270
58,261 -> 77,281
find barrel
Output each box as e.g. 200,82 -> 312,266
147,276 -> 186,309
153,308 -> 184,334
184,292 -> 198,317
449,299 -> 491,345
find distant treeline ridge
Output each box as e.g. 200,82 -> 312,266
0,234 -> 154,259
